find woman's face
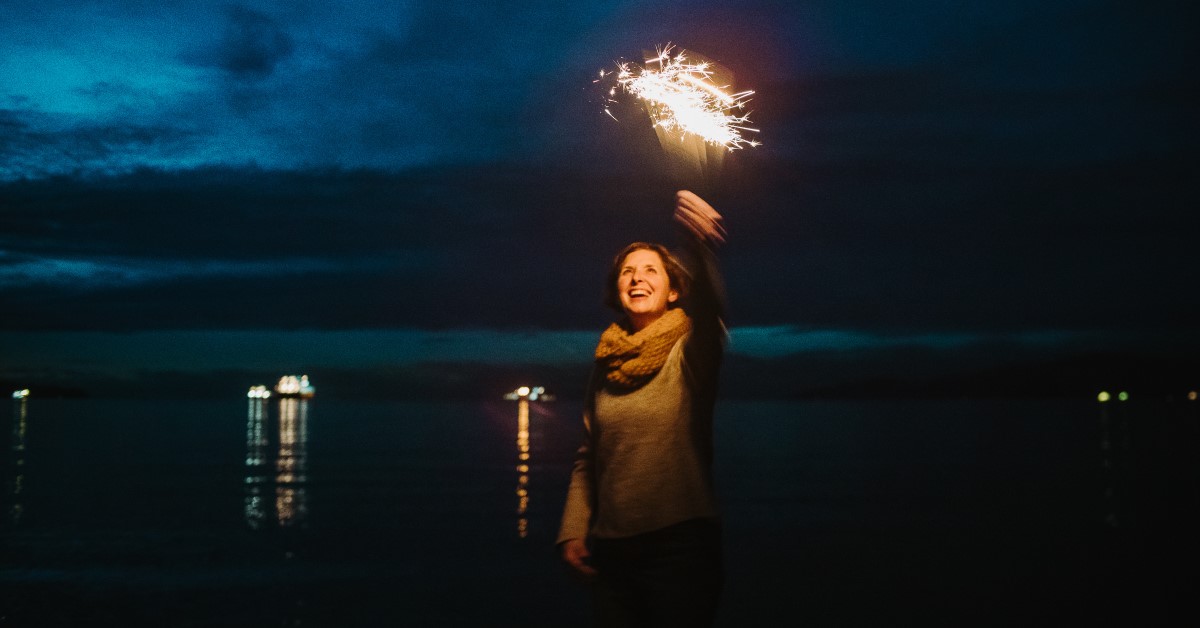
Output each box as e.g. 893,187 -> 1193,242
617,248 -> 678,330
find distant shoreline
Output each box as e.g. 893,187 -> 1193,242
5,350 -> 1197,402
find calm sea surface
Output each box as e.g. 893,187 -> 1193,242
1,397 -> 1196,626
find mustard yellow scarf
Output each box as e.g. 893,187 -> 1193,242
594,308 -> 691,389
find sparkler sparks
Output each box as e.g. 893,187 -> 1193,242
599,45 -> 760,151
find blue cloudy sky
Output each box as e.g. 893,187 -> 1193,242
1,0 -> 1195,394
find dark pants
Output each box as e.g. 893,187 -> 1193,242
591,518 -> 724,628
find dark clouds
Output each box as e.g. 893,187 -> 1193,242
183,6 -> 295,79
0,109 -> 200,180
1,0 -> 1197,342
2,146 -> 1197,335
0,164 -> 672,330
2,1 -> 1192,175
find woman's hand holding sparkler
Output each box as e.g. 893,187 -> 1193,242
674,190 -> 725,246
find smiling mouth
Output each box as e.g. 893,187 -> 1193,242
628,289 -> 649,298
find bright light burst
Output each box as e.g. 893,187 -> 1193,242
599,45 -> 760,151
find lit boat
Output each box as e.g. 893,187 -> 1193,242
247,385 -> 272,399
275,375 -> 315,399
11,389 -> 30,399
503,386 -> 554,401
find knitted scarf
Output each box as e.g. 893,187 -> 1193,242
594,308 -> 692,389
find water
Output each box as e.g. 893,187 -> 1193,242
1,397 -> 1196,626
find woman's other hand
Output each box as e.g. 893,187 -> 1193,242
674,190 -> 726,246
561,538 -> 598,582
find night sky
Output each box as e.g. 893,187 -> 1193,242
1,0 -> 1196,397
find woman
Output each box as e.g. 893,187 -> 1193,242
558,190 -> 727,627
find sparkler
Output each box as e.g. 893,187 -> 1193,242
599,45 -> 760,151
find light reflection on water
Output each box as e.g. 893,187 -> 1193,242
1,397 -> 1195,625
1098,399 -> 1133,529
516,398 -> 530,538
244,397 -> 309,531
7,398 -> 26,525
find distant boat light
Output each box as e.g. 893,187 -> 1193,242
274,375 -> 315,398
503,386 -> 554,401
11,389 -> 30,399
1097,391 -> 1111,403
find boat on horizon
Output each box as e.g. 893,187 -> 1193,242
503,386 -> 554,401
275,375 -> 315,399
247,385 -> 272,399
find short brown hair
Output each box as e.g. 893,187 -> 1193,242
603,242 -> 690,313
